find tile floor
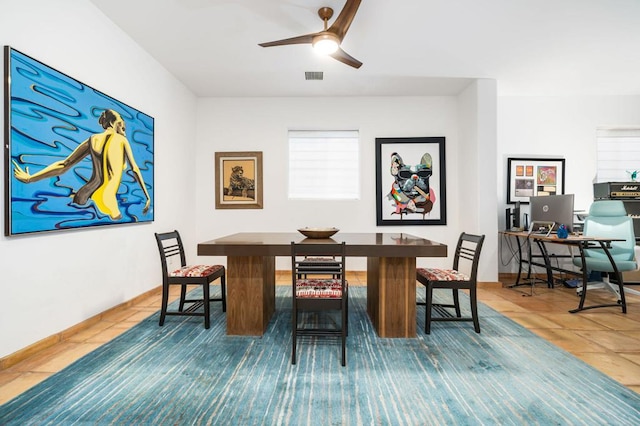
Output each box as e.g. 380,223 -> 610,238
1,271 -> 640,405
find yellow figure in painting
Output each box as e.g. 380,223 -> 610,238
13,109 -> 151,220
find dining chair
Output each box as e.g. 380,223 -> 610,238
291,241 -> 348,366
416,232 -> 485,334
155,230 -> 226,329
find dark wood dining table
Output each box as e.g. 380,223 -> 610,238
198,232 -> 447,338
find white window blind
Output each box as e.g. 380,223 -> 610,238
596,128 -> 640,182
288,130 -> 360,200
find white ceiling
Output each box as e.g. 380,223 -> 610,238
89,0 -> 640,97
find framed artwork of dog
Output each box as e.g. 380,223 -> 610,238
214,151 -> 263,209
375,137 -> 447,226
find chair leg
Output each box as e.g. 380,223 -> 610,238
425,283 -> 434,334
470,287 -> 480,333
203,282 -> 211,329
179,285 -> 187,312
292,308 -> 297,365
452,289 -> 462,317
159,283 -> 169,326
220,276 -> 227,313
342,297 -> 347,366
345,290 -> 349,337
341,321 -> 346,367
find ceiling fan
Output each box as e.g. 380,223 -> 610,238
258,0 -> 363,69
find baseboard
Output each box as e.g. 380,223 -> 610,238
0,286 -> 162,371
478,281 -> 505,288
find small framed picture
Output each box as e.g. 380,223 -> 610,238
214,151 -> 263,209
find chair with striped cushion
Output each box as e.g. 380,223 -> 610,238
291,241 -> 348,366
155,230 -> 226,329
416,232 -> 485,334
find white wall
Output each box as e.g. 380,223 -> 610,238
497,94 -> 640,273
0,0 -> 198,357
194,91 -> 499,279
459,79 -> 499,281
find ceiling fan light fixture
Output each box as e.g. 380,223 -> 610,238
258,0 -> 363,68
312,33 -> 340,55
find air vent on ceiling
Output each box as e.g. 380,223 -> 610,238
305,71 -> 324,81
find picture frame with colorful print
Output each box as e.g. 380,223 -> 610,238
375,137 -> 446,226
507,157 -> 565,204
215,151 -> 263,209
4,46 -> 154,236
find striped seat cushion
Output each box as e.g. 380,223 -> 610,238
295,278 -> 344,298
417,267 -> 469,282
170,264 -> 223,278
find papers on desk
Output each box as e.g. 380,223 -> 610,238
528,221 -> 556,237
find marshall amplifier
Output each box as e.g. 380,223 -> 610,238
594,182 -> 640,199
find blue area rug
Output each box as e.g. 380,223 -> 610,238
2,286 -> 640,425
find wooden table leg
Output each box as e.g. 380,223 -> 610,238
367,257 -> 417,337
226,255 -> 275,335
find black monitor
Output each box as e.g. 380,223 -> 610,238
505,201 -> 522,230
512,201 -> 521,228
529,194 -> 575,233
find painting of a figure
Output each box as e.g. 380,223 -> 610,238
376,137 -> 447,226
4,47 -> 154,235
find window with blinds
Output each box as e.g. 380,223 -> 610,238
288,130 -> 360,200
596,128 -> 640,182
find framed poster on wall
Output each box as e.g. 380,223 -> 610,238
4,46 -> 154,235
507,157 -> 565,204
375,137 -> 447,226
214,151 -> 263,209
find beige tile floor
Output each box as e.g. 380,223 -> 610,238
1,271 -> 640,405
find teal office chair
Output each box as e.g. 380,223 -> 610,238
571,200 -> 637,313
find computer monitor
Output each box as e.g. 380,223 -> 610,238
505,201 -> 522,230
529,194 -> 575,233
512,201 -> 521,228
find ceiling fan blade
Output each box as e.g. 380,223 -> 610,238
330,47 -> 363,69
259,33 -> 315,48
327,0 -> 362,40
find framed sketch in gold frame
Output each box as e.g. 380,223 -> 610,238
215,151 -> 263,209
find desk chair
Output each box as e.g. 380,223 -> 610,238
571,201 -> 637,313
155,230 -> 226,329
291,241 -> 348,366
416,232 -> 485,334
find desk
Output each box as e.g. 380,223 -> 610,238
198,232 -> 447,337
502,231 -> 626,313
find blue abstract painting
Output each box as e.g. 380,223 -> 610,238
4,46 -> 154,235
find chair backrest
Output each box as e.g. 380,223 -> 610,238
583,200 -> 636,262
291,242 -> 346,281
155,230 -> 187,277
452,232 -> 485,281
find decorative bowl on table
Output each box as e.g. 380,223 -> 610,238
297,227 -> 339,239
